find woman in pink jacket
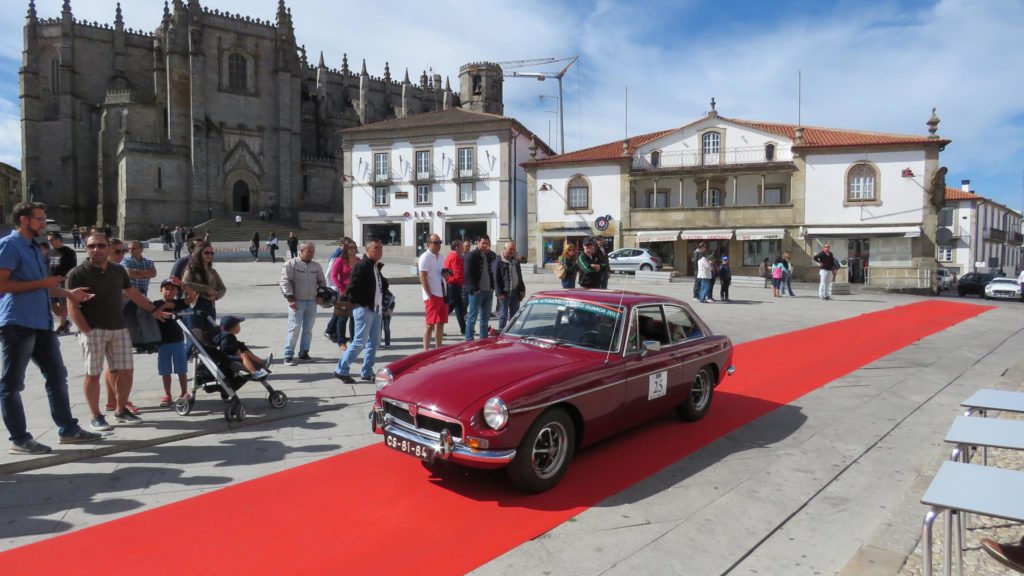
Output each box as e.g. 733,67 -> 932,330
329,238 -> 360,350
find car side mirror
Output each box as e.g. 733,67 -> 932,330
641,340 -> 661,356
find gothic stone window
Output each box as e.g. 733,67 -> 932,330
227,53 -> 248,92
567,176 -> 590,210
847,163 -> 878,202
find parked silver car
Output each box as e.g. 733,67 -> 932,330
936,268 -> 954,290
608,248 -> 662,273
983,277 -> 1021,300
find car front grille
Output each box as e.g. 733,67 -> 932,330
382,400 -> 463,440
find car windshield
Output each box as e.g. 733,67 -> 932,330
504,297 -> 624,352
990,278 -> 1017,285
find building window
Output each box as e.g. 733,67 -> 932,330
765,143 -> 776,161
227,53 -> 247,92
374,153 -> 389,181
459,182 -> 475,204
650,150 -> 661,167
302,175 -> 310,199
374,186 -> 388,207
764,187 -> 785,205
743,240 -> 781,266
702,132 -> 720,165
415,151 -> 430,179
647,188 -> 669,208
50,57 -> 60,95
938,207 -> 954,227
567,176 -> 589,210
938,245 -> 953,262
472,75 -> 482,95
696,188 -> 721,207
847,163 -> 877,201
157,167 -> 162,189
363,223 -> 401,246
458,148 -> 474,177
416,184 -> 430,205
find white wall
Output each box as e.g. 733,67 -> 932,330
804,149 -> 927,225
535,163 -> 623,225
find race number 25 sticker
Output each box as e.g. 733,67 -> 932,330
648,371 -> 667,400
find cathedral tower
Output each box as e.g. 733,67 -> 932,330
459,62 -> 503,115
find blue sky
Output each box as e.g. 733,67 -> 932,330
1,0 -> 1022,212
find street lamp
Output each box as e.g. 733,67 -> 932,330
507,56 -> 578,154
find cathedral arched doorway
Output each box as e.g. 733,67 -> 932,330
232,180 -> 251,213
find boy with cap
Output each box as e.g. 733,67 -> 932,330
718,256 -> 732,302
152,279 -> 196,405
213,316 -> 269,380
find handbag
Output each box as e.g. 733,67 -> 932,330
333,294 -> 353,317
553,261 -> 566,280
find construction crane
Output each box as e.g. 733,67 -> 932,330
497,56 -> 579,153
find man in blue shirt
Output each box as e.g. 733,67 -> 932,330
0,202 -> 101,455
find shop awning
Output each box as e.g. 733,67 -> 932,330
805,226 -> 921,238
735,228 -> 786,241
679,229 -> 734,240
636,230 -> 681,243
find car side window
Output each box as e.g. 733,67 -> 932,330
635,305 -> 669,346
664,305 -> 703,343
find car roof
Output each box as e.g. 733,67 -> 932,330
990,277 -> 1016,282
530,289 -> 683,308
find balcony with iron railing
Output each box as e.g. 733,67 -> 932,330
984,227 -> 1007,242
633,146 -> 795,172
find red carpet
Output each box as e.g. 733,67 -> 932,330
0,301 -> 990,575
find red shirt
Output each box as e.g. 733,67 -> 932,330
444,251 -> 465,286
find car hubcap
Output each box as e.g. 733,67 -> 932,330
691,370 -> 710,411
531,421 -> 568,479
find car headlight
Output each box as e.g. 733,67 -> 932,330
376,367 -> 393,390
984,286 -> 993,293
483,397 -> 509,430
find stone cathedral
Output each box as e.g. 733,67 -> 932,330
20,0 -> 505,237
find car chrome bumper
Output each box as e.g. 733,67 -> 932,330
370,407 -> 516,467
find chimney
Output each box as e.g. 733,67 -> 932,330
961,179 -> 970,193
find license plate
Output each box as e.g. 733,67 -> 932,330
384,431 -> 434,460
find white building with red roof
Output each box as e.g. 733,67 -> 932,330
524,101 -> 951,289
939,181 -> 1022,277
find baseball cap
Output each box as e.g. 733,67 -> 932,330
47,231 -> 62,240
722,256 -> 729,261
582,237 -> 596,246
159,278 -> 179,289
219,315 -> 245,331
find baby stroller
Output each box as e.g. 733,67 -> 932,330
172,311 -> 288,422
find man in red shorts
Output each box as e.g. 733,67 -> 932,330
418,233 -> 449,350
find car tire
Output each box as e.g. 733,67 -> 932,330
677,366 -> 715,422
507,407 -> 575,493
640,264 -> 653,271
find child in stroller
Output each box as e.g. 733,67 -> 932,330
173,312 -> 287,421
213,315 -> 270,381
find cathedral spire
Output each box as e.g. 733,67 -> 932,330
27,0 -> 37,21
420,70 -> 428,88
360,59 -> 368,76
276,0 -> 288,25
163,0 -> 170,22
318,51 -> 325,69
384,62 -> 391,82
403,68 -> 410,84
341,53 -> 349,75
115,2 -> 123,27
62,0 -> 72,17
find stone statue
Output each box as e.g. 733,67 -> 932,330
929,166 -> 948,211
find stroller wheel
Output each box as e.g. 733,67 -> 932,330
225,400 -> 246,422
269,391 -> 288,409
174,396 -> 192,416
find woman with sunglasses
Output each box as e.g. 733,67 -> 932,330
328,238 -> 359,350
182,241 -> 226,320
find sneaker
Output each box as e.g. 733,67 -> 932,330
9,438 -> 51,455
59,429 -> 102,444
297,352 -> 311,360
283,356 -> 296,366
334,373 -> 355,384
114,410 -> 143,424
105,401 -> 140,414
251,368 -> 270,380
159,395 -> 173,407
90,415 -> 113,431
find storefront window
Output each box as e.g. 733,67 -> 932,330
445,221 -> 488,245
363,223 -> 402,246
743,240 -> 780,267
542,236 -> 613,264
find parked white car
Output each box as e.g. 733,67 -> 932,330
608,248 -> 662,273
983,277 -> 1021,300
936,268 -> 954,290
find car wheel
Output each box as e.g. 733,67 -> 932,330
640,264 -> 653,271
677,366 -> 715,422
507,408 -> 575,493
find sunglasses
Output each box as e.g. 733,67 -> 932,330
112,249 -> 125,255
429,240 -> 442,245
86,243 -> 108,249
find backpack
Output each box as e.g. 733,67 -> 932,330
771,264 -> 783,279
553,260 -> 566,280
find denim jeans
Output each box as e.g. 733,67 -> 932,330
560,276 -> 576,289
699,279 -> 712,301
465,290 -> 494,341
0,325 -> 79,442
336,306 -> 382,379
334,314 -> 355,344
497,291 -> 521,331
284,299 -> 318,357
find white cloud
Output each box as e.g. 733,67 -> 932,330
1,0 -> 1021,207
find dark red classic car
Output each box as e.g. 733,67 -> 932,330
370,289 -> 735,492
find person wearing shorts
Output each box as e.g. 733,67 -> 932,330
66,232 -> 168,431
152,279 -> 195,406
418,233 -> 449,350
